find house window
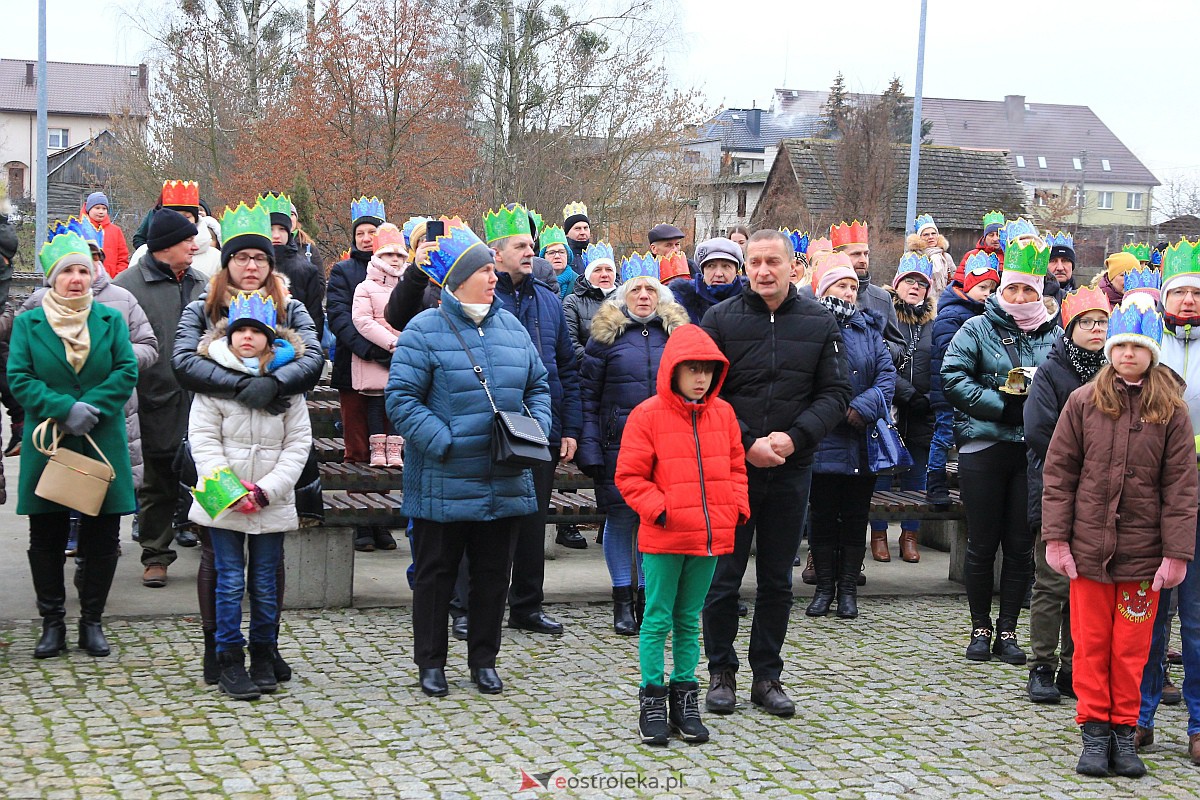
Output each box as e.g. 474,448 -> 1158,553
48,128 -> 69,149
1073,190 -> 1085,208
1035,192 -> 1047,207
1015,155 -> 1025,168
1037,156 -> 1047,169
1097,191 -> 1114,209
737,190 -> 747,217
1127,192 -> 1143,211
1101,159 -> 1111,171
1072,157 -> 1082,170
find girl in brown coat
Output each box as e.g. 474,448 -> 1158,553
1041,294 -> 1196,779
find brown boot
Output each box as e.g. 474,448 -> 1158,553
1190,732 -> 1200,765
870,530 -> 890,562
801,551 -> 816,585
899,531 -> 920,563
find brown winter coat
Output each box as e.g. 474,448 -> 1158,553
905,233 -> 955,296
1041,380 -> 1197,583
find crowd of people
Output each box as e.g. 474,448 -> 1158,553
0,188 -> 1196,776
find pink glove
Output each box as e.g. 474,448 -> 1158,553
1045,540 -> 1078,579
233,496 -> 257,514
1153,557 -> 1189,591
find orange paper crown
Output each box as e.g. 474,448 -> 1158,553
1060,285 -> 1112,329
830,220 -> 868,250
373,222 -> 406,255
806,236 -> 833,258
657,251 -> 691,284
161,180 -> 200,209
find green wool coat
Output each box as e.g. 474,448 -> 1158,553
8,303 -> 139,515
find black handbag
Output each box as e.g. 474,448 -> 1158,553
441,309 -> 551,467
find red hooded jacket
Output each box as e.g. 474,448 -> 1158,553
951,235 -> 1004,285
615,324 -> 750,557
80,206 -> 131,278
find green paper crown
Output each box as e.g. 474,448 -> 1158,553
483,204 -> 533,244
39,231 -> 93,277
528,208 -> 543,238
539,225 -> 568,252
257,192 -> 292,218
1003,240 -> 1050,276
220,202 -> 272,245
1122,242 -> 1152,262
1162,239 -> 1200,286
191,466 -> 249,518
982,210 -> 1006,228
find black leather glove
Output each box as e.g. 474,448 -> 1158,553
1000,392 -> 1027,426
366,344 -> 393,364
262,396 -> 290,416
236,376 -> 280,409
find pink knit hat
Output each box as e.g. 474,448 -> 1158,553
818,262 -> 859,297
999,267 -> 1044,294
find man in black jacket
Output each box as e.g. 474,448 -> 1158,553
700,229 -> 852,717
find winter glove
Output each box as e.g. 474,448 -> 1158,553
240,480 -> 270,509
846,408 -> 867,430
1044,540 -> 1078,579
267,338 -> 296,371
262,396 -> 290,416
999,393 -> 1027,426
235,376 -> 279,409
1152,557 -> 1188,591
61,402 -> 100,436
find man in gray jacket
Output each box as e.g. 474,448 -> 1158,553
831,221 -> 903,350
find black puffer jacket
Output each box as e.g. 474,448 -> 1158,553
888,287 -> 936,451
700,285 -> 852,467
326,248 -> 376,390
273,239 -> 325,336
562,275 -> 611,363
383,266 -> 439,332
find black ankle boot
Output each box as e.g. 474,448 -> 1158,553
835,546 -> 863,619
202,629 -> 219,685
805,545 -> 836,617
966,623 -> 992,661
248,642 -> 278,693
668,681 -> 709,742
612,586 -> 637,635
218,647 -> 261,700
28,549 -> 67,658
925,469 -> 951,509
638,684 -> 669,745
1110,724 -> 1146,778
1077,721 -> 1111,776
992,626 -> 1027,665
272,624 -> 291,682
76,554 -> 118,657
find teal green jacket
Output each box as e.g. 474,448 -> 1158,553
940,294 -> 1060,445
8,303 -> 138,515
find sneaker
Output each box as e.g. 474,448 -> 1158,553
354,535 -> 375,553
4,424 -> 22,457
1055,668 -> 1076,699
705,670 -> 736,714
1109,724 -> 1146,778
965,627 -> 992,661
638,684 -> 669,745
1076,721 -> 1111,777
1027,665 -> 1061,704
668,681 -> 709,742
992,630 -> 1027,665
555,525 -> 588,549
373,528 -> 397,550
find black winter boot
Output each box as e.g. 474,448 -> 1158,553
804,544 -> 836,617
612,586 -> 637,636
638,683 -> 669,745
925,469 -> 951,509
28,550 -> 67,659
1110,724 -> 1147,778
217,647 -> 261,700
1026,664 -> 1060,704
202,629 -> 219,685
992,622 -> 1027,665
77,553 -> 118,657
1076,722 -> 1111,777
835,546 -> 864,619
668,681 -> 709,742
272,624 -> 292,683
965,622 -> 992,661
248,642 -> 279,693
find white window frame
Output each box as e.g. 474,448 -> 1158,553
1015,155 -> 1025,168
1035,193 -> 1047,207
1101,159 -> 1111,171
1073,189 -> 1086,208
47,128 -> 69,149
1097,191 -> 1114,210
1037,156 -> 1047,169
1072,157 -> 1082,170
1127,192 -> 1143,211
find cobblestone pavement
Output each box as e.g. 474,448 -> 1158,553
0,597 -> 1196,799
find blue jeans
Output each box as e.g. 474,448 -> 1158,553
1138,517 -> 1200,735
927,410 -> 955,472
871,445 -> 929,533
602,502 -> 644,588
209,527 -> 285,652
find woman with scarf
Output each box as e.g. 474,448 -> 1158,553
670,237 -> 746,325
942,240 -> 1061,664
804,257 -> 896,620
9,230 -> 137,659
1092,251 -> 1141,308
563,242 -> 619,362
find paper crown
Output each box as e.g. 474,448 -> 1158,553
982,210 -> 1006,228
39,229 -> 94,277
220,202 -> 271,245
582,241 -> 615,268
228,290 -> 278,332
780,228 -> 810,257
1150,247 -> 1164,267
1162,239 -> 1200,289
999,218 -> 1038,250
1123,266 -> 1162,298
161,180 -> 200,210
48,216 -> 100,247
420,218 -> 490,287
1060,286 -> 1111,328
351,196 -> 386,224
963,250 -> 1001,278
373,222 -> 406,255
912,214 -> 936,234
658,251 -> 691,283
1044,231 -> 1074,251
830,220 -> 868,249
895,252 -> 934,283
528,208 -> 543,239
563,201 -> 588,221
1122,242 -> 1152,263
257,191 -> 292,218
539,225 -> 568,253
806,236 -> 833,257
620,252 -> 659,283
483,204 -> 533,243
401,216 -> 429,250
191,466 -> 250,519
1003,240 -> 1049,276
1107,294 -> 1164,351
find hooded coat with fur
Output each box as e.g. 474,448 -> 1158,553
578,295 -> 689,510
351,259 -> 402,392
905,233 -> 955,296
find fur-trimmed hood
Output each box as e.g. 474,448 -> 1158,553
588,298 -> 690,346
906,232 -> 950,253
886,285 -> 937,325
197,318 -> 306,375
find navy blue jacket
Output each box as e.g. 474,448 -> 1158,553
930,284 -> 985,412
493,271 -> 582,446
326,248 -> 375,390
670,274 -> 746,325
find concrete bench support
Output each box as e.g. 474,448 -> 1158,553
283,526 -> 356,609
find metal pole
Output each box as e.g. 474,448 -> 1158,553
36,0 -> 48,237
904,0 -> 928,229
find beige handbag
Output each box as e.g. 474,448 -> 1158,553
32,419 -> 115,516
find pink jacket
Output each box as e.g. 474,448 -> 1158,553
351,258 -> 403,392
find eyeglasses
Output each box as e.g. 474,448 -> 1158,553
899,276 -> 927,287
1075,318 -> 1109,331
231,253 -> 270,267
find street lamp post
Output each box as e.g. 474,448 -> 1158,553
904,0 -> 928,230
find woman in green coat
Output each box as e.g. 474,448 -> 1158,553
8,229 -> 137,659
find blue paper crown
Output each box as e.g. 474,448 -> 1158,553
351,196 -> 386,224
780,228 -> 809,256
963,250 -> 1000,276
228,291 -> 278,333
620,252 -> 659,283
48,216 -> 100,246
1150,247 -> 1164,268
582,241 -> 614,267
401,216 -> 429,250
895,252 -> 934,283
1107,298 -> 1164,348
422,223 -> 490,287
1044,231 -> 1074,250
1123,267 -> 1162,295
999,218 -> 1038,250
912,214 -> 936,234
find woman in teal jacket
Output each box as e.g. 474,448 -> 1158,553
9,231 -> 137,660
942,241 -> 1060,666
386,223 -> 551,699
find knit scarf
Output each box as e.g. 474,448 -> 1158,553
819,295 -> 857,324
1063,337 -> 1106,383
997,296 -> 1050,332
41,289 -> 93,373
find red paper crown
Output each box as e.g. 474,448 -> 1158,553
830,220 -> 868,250
1060,285 -> 1112,329
162,180 -> 200,209
657,251 -> 690,283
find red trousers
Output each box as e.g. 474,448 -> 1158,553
339,389 -> 370,463
1069,576 -> 1159,726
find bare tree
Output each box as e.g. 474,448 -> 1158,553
1032,183 -> 1078,230
1155,172 -> 1200,220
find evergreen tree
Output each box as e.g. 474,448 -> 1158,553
822,72 -> 850,138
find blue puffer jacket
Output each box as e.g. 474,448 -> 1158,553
577,299 -> 690,509
493,272 -> 582,446
812,308 -> 896,475
385,289 -> 552,523
670,274 -> 746,325
929,284 -> 985,412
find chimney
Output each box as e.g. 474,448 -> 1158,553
1004,94 -> 1025,124
746,107 -> 762,138
138,63 -> 148,89
25,63 -> 34,86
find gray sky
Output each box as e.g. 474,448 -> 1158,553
12,0 -> 1199,191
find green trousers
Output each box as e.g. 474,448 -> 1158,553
639,553 -> 717,687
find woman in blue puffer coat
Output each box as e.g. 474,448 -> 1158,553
805,256 -> 896,621
386,226 -> 551,699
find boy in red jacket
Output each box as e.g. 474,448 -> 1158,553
616,324 -> 750,746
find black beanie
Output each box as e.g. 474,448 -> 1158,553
270,212 -> 292,233
564,211 -> 589,234
1049,244 -> 1075,265
221,232 -> 275,269
147,208 -> 199,252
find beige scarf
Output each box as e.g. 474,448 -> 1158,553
41,289 -> 93,373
